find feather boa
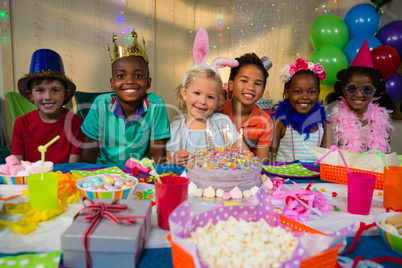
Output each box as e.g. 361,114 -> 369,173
274,99 -> 327,140
329,98 -> 394,154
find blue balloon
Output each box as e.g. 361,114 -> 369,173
344,4 -> 381,40
343,35 -> 382,65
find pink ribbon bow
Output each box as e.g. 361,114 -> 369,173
269,177 -> 333,222
74,198 -> 145,268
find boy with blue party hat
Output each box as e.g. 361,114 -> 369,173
80,29 -> 170,164
11,48 -> 85,164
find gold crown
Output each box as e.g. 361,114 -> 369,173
108,29 -> 148,64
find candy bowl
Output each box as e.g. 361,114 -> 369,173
376,212 -> 402,255
0,174 -> 29,185
0,160 -> 54,185
0,169 -> 53,185
76,174 -> 139,199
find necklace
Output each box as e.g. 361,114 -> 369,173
289,124 -> 322,161
178,116 -> 212,151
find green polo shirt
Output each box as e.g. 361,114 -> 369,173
82,93 -> 170,164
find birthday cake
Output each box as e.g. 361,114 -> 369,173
187,148 -> 262,198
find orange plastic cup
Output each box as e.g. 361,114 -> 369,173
383,166 -> 402,210
155,175 -> 189,230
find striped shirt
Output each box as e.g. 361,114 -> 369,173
276,124 -> 323,163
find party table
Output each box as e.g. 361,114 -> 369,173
0,163 -> 401,267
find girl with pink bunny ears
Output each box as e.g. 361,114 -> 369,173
271,58 -> 331,163
166,28 -> 248,167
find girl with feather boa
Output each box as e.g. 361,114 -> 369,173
326,41 -> 395,154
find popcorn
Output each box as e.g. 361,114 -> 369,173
188,216 -> 298,268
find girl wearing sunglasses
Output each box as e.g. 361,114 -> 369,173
326,40 -> 395,154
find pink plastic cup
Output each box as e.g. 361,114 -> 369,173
347,172 -> 376,215
155,175 -> 189,230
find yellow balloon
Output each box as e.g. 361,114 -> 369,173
319,85 -> 334,104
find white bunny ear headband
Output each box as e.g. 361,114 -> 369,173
182,28 -> 239,86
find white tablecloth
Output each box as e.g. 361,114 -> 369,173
0,182 -> 386,254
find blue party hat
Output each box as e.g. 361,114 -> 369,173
18,49 -> 76,104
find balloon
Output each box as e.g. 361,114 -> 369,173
319,84 -> 334,103
371,45 -> 400,79
344,4 -> 381,40
309,45 -> 349,86
376,20 -> 402,59
310,14 -> 348,50
385,72 -> 402,104
344,35 -> 382,65
370,0 -> 393,11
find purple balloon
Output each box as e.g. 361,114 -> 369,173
385,72 -> 402,104
376,20 -> 402,58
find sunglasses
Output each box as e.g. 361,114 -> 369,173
344,83 -> 376,97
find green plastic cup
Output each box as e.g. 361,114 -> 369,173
27,172 -> 58,211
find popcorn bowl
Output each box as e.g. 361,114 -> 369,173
168,188 -> 350,268
376,212 -> 402,255
76,174 -> 138,199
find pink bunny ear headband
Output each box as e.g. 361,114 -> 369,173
182,28 -> 239,86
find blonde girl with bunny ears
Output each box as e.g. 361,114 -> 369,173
166,28 -> 248,167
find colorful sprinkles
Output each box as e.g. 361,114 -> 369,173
187,148 -> 261,170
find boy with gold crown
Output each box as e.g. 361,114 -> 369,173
81,29 -> 170,164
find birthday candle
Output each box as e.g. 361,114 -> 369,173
226,124 -> 230,147
205,127 -> 212,149
223,127 -> 226,149
240,128 -> 243,152
209,129 -> 215,150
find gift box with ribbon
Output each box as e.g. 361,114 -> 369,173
61,198 -> 151,268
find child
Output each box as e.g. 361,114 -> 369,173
221,53 -> 273,162
80,29 -> 170,165
326,40 -> 395,154
271,58 -> 329,163
166,28 -> 245,167
11,48 -> 84,164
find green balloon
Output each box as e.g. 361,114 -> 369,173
310,14 -> 349,50
309,45 -> 348,86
